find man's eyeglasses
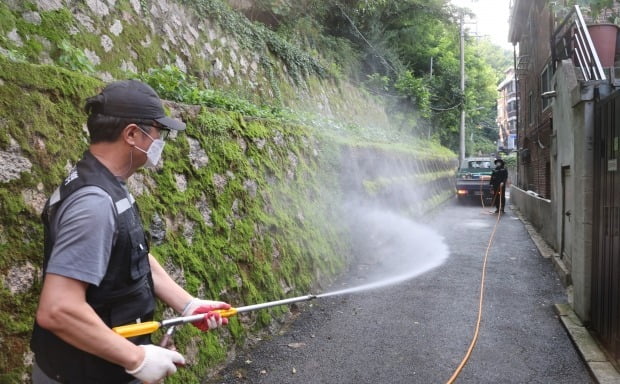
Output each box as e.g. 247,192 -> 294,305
138,124 -> 170,140
158,127 -> 170,140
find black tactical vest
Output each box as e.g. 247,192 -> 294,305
31,151 -> 156,383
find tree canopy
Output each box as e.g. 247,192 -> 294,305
244,0 -> 512,155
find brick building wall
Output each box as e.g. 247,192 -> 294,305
510,0 -> 553,198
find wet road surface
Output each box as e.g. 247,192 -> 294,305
207,199 -> 594,384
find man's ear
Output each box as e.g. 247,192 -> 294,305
122,124 -> 140,147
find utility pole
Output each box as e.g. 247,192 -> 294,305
430,56 -> 433,79
459,13 -> 466,165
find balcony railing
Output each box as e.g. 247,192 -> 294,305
552,5 -> 606,81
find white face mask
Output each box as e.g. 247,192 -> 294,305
136,128 -> 166,168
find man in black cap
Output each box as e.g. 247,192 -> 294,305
31,80 -> 230,383
490,158 -> 508,214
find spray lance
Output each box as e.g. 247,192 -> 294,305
112,294 -> 317,339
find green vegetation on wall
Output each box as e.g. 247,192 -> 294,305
0,0 -> 333,111
0,54 -> 458,382
178,0 -> 327,80
0,57 -> 102,383
0,56 -> 349,382
0,2 -> 465,382
0,0 -> 511,157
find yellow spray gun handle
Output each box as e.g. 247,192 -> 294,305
113,321 -> 161,338
114,294 -> 315,338
112,308 -> 239,338
214,308 -> 238,317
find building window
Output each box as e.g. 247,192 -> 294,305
541,63 -> 554,110
508,100 -> 517,113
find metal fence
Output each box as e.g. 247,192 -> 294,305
552,5 -> 606,81
592,89 -> 620,365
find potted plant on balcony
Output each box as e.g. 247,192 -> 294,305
553,0 -> 620,67
583,0 -> 620,22
578,0 -> 619,67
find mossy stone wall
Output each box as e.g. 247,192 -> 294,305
0,1 -> 458,382
0,56 -> 457,382
0,0 -> 390,131
0,56 -> 353,382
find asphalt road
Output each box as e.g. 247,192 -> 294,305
207,198 -> 594,384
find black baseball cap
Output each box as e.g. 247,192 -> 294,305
494,158 -> 505,166
87,79 -> 186,131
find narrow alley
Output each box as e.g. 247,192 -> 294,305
209,199 -> 593,384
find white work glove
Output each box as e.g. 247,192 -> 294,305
125,344 -> 185,383
182,298 -> 231,332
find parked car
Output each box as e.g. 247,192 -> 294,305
455,157 -> 494,202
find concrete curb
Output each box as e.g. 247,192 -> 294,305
554,304 -> 620,384
512,204 -> 620,383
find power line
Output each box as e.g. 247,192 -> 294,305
330,1 -> 465,114
331,0 -> 399,74
430,102 -> 463,111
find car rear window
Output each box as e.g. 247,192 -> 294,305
465,160 -> 492,169
458,159 -> 494,174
